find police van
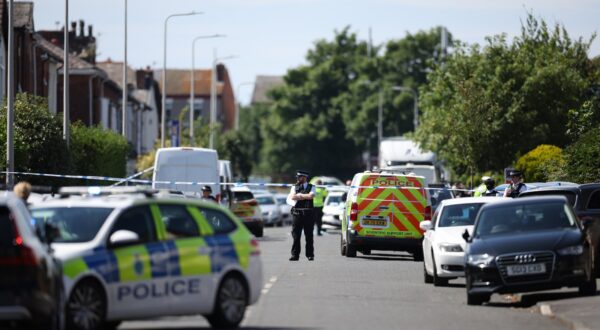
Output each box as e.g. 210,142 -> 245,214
30,187 -> 262,330
341,171 -> 431,260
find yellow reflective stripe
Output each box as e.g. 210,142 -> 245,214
175,238 -> 211,275
150,204 -> 166,241
114,245 -> 152,281
360,189 -> 393,215
187,206 -> 214,236
229,229 -> 251,269
64,258 -> 88,279
388,203 -> 421,237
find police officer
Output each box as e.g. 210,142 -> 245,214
473,176 -> 491,197
287,170 -> 316,261
313,179 -> 327,236
504,170 -> 527,198
482,177 -> 499,196
201,185 -> 217,203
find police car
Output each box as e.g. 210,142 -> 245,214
30,187 -> 262,330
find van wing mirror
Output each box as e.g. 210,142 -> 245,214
462,229 -> 471,242
341,192 -> 347,202
419,220 -> 432,231
44,222 -> 61,245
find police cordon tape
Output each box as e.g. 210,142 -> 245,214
1,171 -> 476,193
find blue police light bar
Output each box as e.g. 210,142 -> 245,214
59,186 -> 159,197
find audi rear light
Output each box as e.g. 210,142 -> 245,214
0,217 -> 37,266
350,202 -> 359,221
424,206 -> 432,221
250,238 -> 261,256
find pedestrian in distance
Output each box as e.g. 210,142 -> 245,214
504,170 -> 527,198
287,170 -> 316,261
313,179 -> 327,236
452,182 -> 470,198
201,185 -> 217,203
473,176 -> 491,197
482,177 -> 499,196
13,181 -> 32,205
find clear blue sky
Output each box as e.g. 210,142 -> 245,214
31,0 -> 600,105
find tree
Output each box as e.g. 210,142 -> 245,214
565,126 -> 600,183
416,14 -> 594,176
219,130 -> 252,181
0,93 -> 69,185
515,145 -> 566,182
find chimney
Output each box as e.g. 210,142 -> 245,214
79,20 -> 85,37
70,21 -> 77,32
88,25 -> 93,37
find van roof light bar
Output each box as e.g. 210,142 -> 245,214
59,186 -> 158,198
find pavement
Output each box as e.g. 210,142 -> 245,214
538,293 -> 600,330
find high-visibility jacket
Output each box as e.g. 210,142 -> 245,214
313,186 -> 327,208
473,183 -> 487,197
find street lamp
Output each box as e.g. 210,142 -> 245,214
190,34 -> 225,146
209,51 -> 237,149
122,0 -> 127,137
235,81 -> 254,131
161,10 -> 202,148
358,80 -> 383,156
6,0 -> 15,186
392,86 -> 419,131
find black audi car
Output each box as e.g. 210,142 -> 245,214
463,196 -> 596,305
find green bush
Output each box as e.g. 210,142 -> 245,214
71,122 -> 128,182
565,126 -> 600,183
0,93 -> 69,185
515,145 -> 566,182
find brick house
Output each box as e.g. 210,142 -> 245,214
155,63 -> 236,132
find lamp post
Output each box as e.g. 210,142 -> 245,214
392,86 -> 419,131
122,0 -> 127,137
235,81 -> 254,131
209,51 -> 236,149
6,0 -> 14,186
161,11 -> 202,148
190,34 -> 225,146
64,0 -> 70,147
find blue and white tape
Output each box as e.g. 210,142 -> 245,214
1,171 -> 475,192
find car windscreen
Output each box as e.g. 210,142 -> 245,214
276,197 -> 286,204
474,202 -> 576,237
521,191 -> 577,207
256,196 -> 275,205
438,203 -> 484,227
233,191 -> 254,202
326,195 -> 343,206
31,207 -> 113,243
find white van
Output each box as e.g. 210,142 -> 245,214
152,147 -> 220,198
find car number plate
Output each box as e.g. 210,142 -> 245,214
506,263 -> 546,276
362,216 -> 388,227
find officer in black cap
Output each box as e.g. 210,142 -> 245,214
504,170 -> 527,198
287,170 -> 316,261
201,185 -> 217,202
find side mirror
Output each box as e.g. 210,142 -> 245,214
109,230 -> 140,248
44,222 -> 61,245
462,229 -> 471,243
581,218 -> 593,232
419,220 -> 432,231
341,193 -> 347,202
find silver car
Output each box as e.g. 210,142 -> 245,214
255,193 -> 283,227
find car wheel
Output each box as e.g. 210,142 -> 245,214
340,235 -> 347,256
346,244 -> 357,258
207,274 -> 247,328
424,262 -> 433,284
66,279 -> 106,330
105,321 -> 122,330
412,249 -> 424,262
579,274 -> 597,296
432,254 -> 448,287
466,292 -> 489,306
255,226 -> 264,238
362,249 -> 371,256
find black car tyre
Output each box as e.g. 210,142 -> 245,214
578,275 -> 597,296
340,235 -> 347,256
105,321 -> 122,330
66,279 -> 106,330
432,254 -> 448,287
346,243 -> 357,258
466,292 -> 489,306
413,249 -> 424,262
207,274 -> 247,328
424,263 -> 433,284
255,226 -> 264,238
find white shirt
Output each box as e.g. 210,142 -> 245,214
286,183 -> 316,206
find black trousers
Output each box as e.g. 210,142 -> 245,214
314,207 -> 323,233
291,210 -> 315,258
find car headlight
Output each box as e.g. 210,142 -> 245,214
467,253 -> 495,266
439,243 -> 463,253
557,245 -> 584,256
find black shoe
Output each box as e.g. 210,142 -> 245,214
307,257 -> 314,261
289,256 -> 299,261
317,233 -> 323,236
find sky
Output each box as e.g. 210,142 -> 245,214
30,0 -> 600,105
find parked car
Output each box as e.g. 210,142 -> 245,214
255,192 -> 283,227
275,193 -> 292,225
310,176 -> 345,187
519,183 -> 600,276
420,197 -> 502,286
463,196 -> 596,305
231,186 -> 264,237
322,190 -> 347,227
0,193 -> 63,330
428,184 -> 454,212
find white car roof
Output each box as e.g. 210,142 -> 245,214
438,196 -> 502,206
